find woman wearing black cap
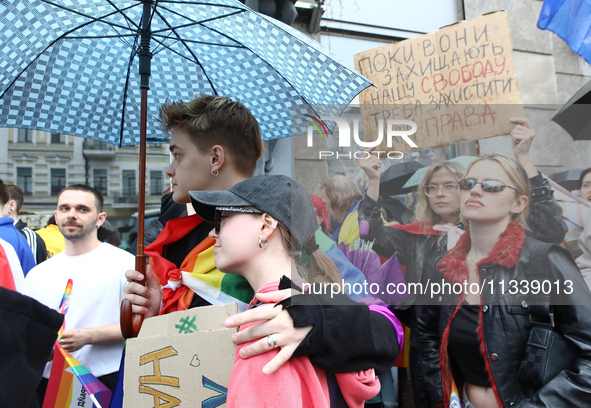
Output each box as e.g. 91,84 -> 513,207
190,174 -> 403,407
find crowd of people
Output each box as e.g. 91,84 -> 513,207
2,93 -> 591,408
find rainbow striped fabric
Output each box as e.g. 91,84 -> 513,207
43,343 -> 112,408
57,279 -> 73,339
449,379 -> 463,408
146,213 -> 253,314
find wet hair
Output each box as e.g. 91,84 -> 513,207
4,183 -> 24,212
415,161 -> 466,226
159,94 -> 264,178
0,179 -> 8,207
462,154 -> 531,226
58,184 -> 104,213
320,174 -> 362,214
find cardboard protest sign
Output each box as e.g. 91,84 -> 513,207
354,11 -> 524,153
124,303 -> 238,408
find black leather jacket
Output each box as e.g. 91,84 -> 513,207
416,227 -> 591,408
359,173 -> 568,309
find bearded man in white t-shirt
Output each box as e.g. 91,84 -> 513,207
25,184 -> 134,404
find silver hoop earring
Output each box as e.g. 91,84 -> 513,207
258,238 -> 268,249
211,168 -> 219,177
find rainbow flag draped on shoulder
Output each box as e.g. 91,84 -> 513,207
43,344 -> 112,408
146,213 -> 253,313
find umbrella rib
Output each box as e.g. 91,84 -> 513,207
41,0 -> 140,32
153,8 -> 229,95
1,9 -> 117,100
117,54 -> 135,148
152,3 -> 252,50
151,34 -> 245,48
200,22 -> 323,109
150,10 -> 245,36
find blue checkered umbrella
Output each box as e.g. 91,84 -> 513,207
0,0 -> 371,261
0,0 -> 373,338
0,0 -> 371,145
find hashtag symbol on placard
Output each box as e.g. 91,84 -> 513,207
175,316 -> 198,334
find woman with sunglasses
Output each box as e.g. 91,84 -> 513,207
189,175 -> 400,407
357,118 -> 567,407
417,154 -> 591,407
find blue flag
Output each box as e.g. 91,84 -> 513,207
538,0 -> 591,65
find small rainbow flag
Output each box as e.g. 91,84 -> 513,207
44,279 -> 111,408
57,279 -> 73,339
449,379 -> 463,408
43,343 -> 112,408
58,279 -> 73,313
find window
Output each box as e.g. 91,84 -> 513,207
150,170 -> 163,195
17,129 -> 32,143
17,167 -> 33,196
122,170 -> 136,196
51,168 -> 66,196
51,132 -> 65,144
94,169 -> 108,196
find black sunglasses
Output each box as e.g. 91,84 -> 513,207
458,179 -> 518,193
213,207 -> 263,234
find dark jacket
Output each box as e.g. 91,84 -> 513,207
15,220 -> 47,264
359,173 -> 568,308
359,174 -> 569,407
416,222 -> 591,408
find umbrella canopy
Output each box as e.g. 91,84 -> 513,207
0,0 -> 373,338
548,168 -> 586,191
0,0 -> 371,145
381,197 -> 414,225
552,80 -> 591,141
379,161 -> 426,197
402,155 -> 477,190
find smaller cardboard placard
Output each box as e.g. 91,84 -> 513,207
124,303 -> 238,408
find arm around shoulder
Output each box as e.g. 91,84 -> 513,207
287,292 -> 400,374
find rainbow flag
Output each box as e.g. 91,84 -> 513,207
44,343 -> 111,408
146,213 -> 254,313
449,380 -> 463,408
57,279 -> 73,339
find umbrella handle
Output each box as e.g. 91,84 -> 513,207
120,255 -> 146,339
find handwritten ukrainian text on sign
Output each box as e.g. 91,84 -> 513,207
353,11 -> 524,153
124,304 -> 237,408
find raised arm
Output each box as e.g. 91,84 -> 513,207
357,152 -> 412,262
510,117 -> 567,244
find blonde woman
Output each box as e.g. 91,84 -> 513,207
417,154 -> 591,407
357,118 -> 568,407
189,175 -> 400,407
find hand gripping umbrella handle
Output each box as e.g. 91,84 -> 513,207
120,255 -> 146,339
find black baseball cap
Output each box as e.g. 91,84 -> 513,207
189,175 -> 318,250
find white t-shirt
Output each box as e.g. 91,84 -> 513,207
25,243 -> 134,378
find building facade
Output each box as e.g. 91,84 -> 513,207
0,127 -> 168,229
